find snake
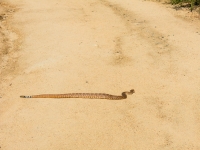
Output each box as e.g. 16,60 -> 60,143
20,89 -> 135,100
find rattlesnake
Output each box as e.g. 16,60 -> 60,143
20,89 -> 135,100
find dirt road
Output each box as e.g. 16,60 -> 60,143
1,0 -> 200,149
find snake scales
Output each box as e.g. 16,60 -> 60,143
20,89 -> 135,100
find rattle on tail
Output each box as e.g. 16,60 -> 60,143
20,89 -> 135,100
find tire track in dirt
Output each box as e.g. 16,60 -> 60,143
99,0 -> 175,72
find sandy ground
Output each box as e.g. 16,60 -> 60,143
0,0 -> 200,149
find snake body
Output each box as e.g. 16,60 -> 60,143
20,89 -> 135,100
